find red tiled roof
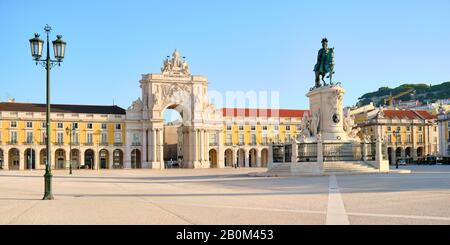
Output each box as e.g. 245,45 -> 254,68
415,110 -> 437,120
0,102 -> 126,115
382,109 -> 435,120
221,108 -> 309,118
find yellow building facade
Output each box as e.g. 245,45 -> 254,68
354,108 -> 438,164
0,102 -> 126,170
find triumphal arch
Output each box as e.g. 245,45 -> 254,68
125,50 -> 223,169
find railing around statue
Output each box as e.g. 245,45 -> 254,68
382,143 -> 388,160
323,143 -> 363,162
272,145 -> 285,163
365,143 -> 376,161
298,143 -> 318,162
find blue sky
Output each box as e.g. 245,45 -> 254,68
0,0 -> 449,110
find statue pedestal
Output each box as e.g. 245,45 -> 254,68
306,85 -> 348,141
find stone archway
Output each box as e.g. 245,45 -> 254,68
70,149 -> 80,169
24,148 -> 36,170
131,149 -> 142,169
405,147 -> 412,164
224,149 -> 234,167
209,149 -> 218,168
8,148 -> 20,170
417,147 -> 424,158
237,149 -> 245,167
113,149 -> 123,169
261,149 -> 269,167
99,149 -> 109,169
40,149 -> 47,166
55,149 -> 66,169
0,149 -> 3,169
84,149 -> 95,169
387,147 -> 394,165
126,49 -> 223,170
249,149 -> 257,167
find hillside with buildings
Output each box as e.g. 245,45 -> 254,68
357,82 -> 450,107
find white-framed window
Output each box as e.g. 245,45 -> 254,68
418,126 -> 423,132
41,132 -> 46,144
286,125 -> 291,131
418,134 -> 423,143
208,132 -> 217,145
101,123 -> 107,130
262,125 -> 268,131
274,135 -> 279,144
26,132 -> 33,144
26,122 -> 33,128
238,125 -> 244,131
226,134 -> 232,144
251,125 -> 256,131
87,133 -> 93,144
72,123 -> 78,129
115,124 -> 121,130
226,125 -> 232,131
57,132 -> 64,144
57,122 -> 63,129
406,134 -> 411,144
285,133 -> 291,143
10,121 -> 17,128
387,126 -> 391,131
114,132 -> 122,143
388,134 -> 392,143
10,131 -> 17,144
262,133 -> 268,144
133,133 -> 140,144
251,134 -> 256,145
396,126 -> 401,132
87,123 -> 93,129
238,134 -> 244,144
101,133 -> 108,144
41,122 -> 46,128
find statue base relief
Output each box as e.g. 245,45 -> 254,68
306,84 -> 350,142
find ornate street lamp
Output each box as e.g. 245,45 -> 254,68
29,24 -> 66,200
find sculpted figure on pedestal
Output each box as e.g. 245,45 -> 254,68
314,38 -> 335,88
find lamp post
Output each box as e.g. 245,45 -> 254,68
66,125 -> 74,175
29,24 -> 66,200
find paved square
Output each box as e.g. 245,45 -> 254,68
0,166 -> 449,224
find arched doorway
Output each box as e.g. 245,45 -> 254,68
8,148 -> 20,170
70,149 -> 80,169
24,148 -> 36,169
224,149 -> 233,167
387,147 -> 393,165
99,149 -> 109,169
163,107 -> 182,167
84,149 -> 94,169
209,149 -> 217,168
40,149 -> 47,166
249,149 -> 257,167
131,149 -> 142,169
0,149 -> 4,169
261,149 -> 268,167
113,149 -> 123,169
417,147 -> 424,158
405,147 -> 412,164
237,149 -> 245,167
395,147 -> 402,165
55,149 -> 66,169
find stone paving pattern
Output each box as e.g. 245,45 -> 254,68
0,166 -> 449,224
